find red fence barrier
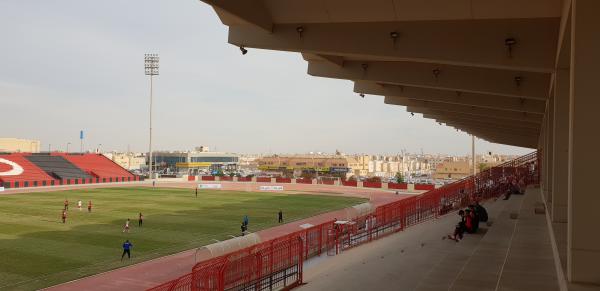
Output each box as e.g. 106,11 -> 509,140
256,177 -> 271,183
362,181 -> 382,188
275,178 -> 292,183
295,178 -> 312,184
201,176 -> 216,181
388,182 -> 407,190
341,180 -> 357,187
188,176 -> 196,181
414,184 -> 435,191
237,177 -> 251,182
220,176 -> 233,181
149,151 -> 539,291
321,179 -> 335,185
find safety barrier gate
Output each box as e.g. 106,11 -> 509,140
148,151 -> 539,291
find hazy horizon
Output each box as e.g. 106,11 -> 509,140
0,0 -> 533,157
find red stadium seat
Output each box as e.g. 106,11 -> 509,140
56,153 -> 134,182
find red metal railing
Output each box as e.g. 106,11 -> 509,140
149,152 -> 539,291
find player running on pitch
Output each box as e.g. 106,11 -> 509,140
87,200 -> 92,213
138,213 -> 143,227
122,218 -> 131,233
77,200 -> 82,211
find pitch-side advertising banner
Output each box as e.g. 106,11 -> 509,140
199,183 -> 222,189
259,185 -> 284,191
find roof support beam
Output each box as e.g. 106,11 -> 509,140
228,19 -> 560,72
308,61 -> 550,99
388,97 -> 543,123
410,108 -> 541,127
302,53 -> 345,67
441,120 -> 539,137
316,54 -> 345,67
467,130 -> 537,148
448,126 -> 537,148
202,0 -> 273,33
474,133 -> 536,148
424,114 -> 540,130
354,81 -> 547,113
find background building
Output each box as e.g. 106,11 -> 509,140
432,161 -> 471,180
0,138 -> 40,153
108,152 -> 146,171
346,155 -> 370,177
153,150 -> 239,175
258,154 -> 349,177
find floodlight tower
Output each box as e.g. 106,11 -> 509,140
145,53 -> 159,180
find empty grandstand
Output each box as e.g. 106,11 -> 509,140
0,153 -> 140,188
56,153 -> 136,183
0,153 -> 56,188
26,154 -> 92,181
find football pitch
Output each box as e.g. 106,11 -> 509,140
0,187 -> 366,290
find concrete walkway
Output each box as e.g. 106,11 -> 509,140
299,188 -> 561,291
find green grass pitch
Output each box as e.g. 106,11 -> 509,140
0,187 -> 366,290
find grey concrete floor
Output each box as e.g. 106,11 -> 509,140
298,188 -> 563,291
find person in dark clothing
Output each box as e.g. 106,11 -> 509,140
241,222 -> 246,236
278,210 -> 283,223
121,240 -> 133,261
504,179 -> 521,200
447,210 -> 465,241
474,201 -> 488,222
138,213 -> 143,227
243,215 -> 249,227
195,187 -> 198,198
61,210 -> 67,223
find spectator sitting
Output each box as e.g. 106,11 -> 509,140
447,210 -> 466,242
468,205 -> 480,233
518,178 -> 527,194
465,209 -> 475,233
504,179 -> 521,200
474,201 -> 489,222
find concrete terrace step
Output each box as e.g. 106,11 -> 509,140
299,189 -> 560,291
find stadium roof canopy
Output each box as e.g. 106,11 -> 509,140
199,0 -> 572,149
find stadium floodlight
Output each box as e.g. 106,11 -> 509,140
145,53 -> 159,180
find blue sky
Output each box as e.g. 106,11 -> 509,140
0,0 -> 532,156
